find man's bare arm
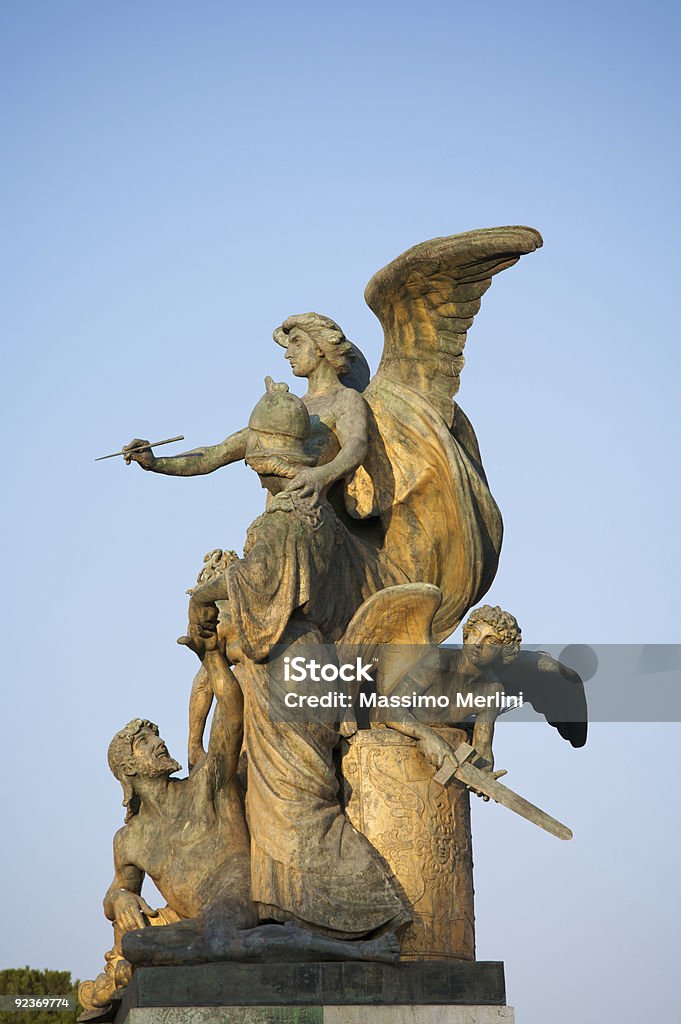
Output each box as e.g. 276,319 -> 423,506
179,606 -> 243,782
104,830 -> 157,930
203,648 -> 244,776
124,427 -> 248,476
188,664 -> 213,770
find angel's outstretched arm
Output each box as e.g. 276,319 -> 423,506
128,427 -> 248,477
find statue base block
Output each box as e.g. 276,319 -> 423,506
114,962 -> 510,1024
119,1009 -> 514,1024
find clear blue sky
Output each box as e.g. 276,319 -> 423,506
1,3 -> 680,1022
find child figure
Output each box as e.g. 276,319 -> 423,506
185,547 -> 240,770
383,604 -> 522,772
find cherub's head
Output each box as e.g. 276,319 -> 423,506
245,378 -> 317,493
108,719 -> 181,821
273,313 -> 369,391
462,605 -> 522,670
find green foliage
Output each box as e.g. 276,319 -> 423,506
0,969 -> 81,1024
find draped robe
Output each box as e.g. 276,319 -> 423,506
227,499 -> 410,936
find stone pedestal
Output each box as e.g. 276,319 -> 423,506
113,962 -> 513,1024
341,727 -> 475,960
120,1008 -> 514,1023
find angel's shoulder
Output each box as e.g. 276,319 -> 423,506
478,670 -> 504,695
335,384 -> 369,417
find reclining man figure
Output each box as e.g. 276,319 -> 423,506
80,612 -> 402,1015
79,622 -> 252,1012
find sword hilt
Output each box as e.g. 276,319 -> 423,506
433,742 -> 477,786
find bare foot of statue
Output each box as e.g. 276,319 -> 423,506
356,931 -> 401,964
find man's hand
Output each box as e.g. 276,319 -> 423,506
284,466 -> 328,505
123,438 -> 156,470
178,601 -> 220,658
109,890 -> 158,933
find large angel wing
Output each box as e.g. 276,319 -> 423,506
365,226 -> 543,426
495,650 -> 588,748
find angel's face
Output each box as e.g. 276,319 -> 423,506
463,621 -> 505,669
285,330 -> 323,377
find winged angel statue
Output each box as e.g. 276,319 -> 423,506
91,226 -> 588,998
126,226 -> 542,642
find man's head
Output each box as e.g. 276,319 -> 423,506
245,378 -> 316,491
108,719 -> 181,821
462,605 -> 522,669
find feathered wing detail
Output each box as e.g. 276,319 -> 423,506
337,584 -> 442,736
341,582 -> 442,649
495,651 -> 588,748
343,227 -> 542,642
365,226 -> 543,426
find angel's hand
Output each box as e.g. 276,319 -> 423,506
123,438 -> 155,469
476,747 -> 495,772
418,733 -> 454,771
284,467 -> 328,504
474,768 -> 507,800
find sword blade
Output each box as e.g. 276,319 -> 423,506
455,761 -> 573,840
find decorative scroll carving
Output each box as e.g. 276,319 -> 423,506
342,727 -> 474,960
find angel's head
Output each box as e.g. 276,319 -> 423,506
273,313 -> 370,391
462,605 -> 522,669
